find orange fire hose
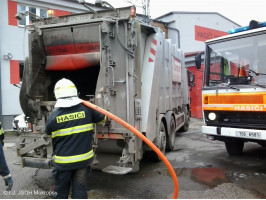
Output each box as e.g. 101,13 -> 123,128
82,100 -> 179,199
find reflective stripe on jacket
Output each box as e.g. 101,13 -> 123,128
0,126 -> 4,143
0,122 -> 3,136
51,123 -> 93,138
54,149 -> 94,164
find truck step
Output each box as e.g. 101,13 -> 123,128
102,165 -> 133,175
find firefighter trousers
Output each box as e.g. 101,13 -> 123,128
53,167 -> 90,199
0,142 -> 10,177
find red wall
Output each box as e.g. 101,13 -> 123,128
10,60 -> 20,84
188,65 -> 203,119
8,0 -> 17,26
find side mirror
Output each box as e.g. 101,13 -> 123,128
190,73 -> 195,87
195,53 -> 202,69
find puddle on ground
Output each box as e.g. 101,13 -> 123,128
158,167 -> 266,197
158,167 -> 230,188
182,167 -> 230,188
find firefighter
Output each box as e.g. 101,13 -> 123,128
45,78 -> 106,199
0,122 -> 13,191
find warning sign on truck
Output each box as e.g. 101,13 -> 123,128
172,56 -> 181,83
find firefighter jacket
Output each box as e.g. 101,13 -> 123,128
45,103 -> 105,171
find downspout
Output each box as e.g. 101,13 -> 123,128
165,21 -> 180,49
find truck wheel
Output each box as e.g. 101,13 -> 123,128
180,107 -> 189,132
145,120 -> 166,161
167,116 -> 176,151
225,140 -> 244,155
157,120 -> 167,158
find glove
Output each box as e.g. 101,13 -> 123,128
4,176 -> 13,191
0,129 -> 4,146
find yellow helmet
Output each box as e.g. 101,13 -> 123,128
54,78 -> 77,99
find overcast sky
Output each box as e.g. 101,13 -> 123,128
86,0 -> 266,26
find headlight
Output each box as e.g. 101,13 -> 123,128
208,112 -> 217,121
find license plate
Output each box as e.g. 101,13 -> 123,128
235,131 -> 261,139
68,14 -> 92,22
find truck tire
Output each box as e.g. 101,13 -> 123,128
225,140 -> 244,155
146,120 -> 166,161
157,120 -> 167,159
180,107 -> 189,132
167,116 -> 176,151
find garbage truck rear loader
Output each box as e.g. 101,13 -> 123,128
17,6 -> 191,173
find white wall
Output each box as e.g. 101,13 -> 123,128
156,12 -> 240,53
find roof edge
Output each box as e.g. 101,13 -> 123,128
155,11 -> 240,27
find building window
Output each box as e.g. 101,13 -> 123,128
29,7 -> 36,23
40,8 -> 47,18
19,62 -> 24,82
18,4 -> 26,26
17,4 -> 47,26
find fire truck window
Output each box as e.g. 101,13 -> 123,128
257,46 -> 266,74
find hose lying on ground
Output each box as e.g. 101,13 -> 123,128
82,100 -> 179,199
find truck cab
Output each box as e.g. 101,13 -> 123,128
198,21 -> 266,155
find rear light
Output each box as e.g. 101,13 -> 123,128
130,6 -> 136,18
28,123 -> 33,132
47,9 -> 55,17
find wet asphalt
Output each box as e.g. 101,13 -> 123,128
1,117 -> 266,199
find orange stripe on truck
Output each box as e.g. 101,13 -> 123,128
45,42 -> 100,56
203,92 -> 266,111
203,92 -> 266,104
